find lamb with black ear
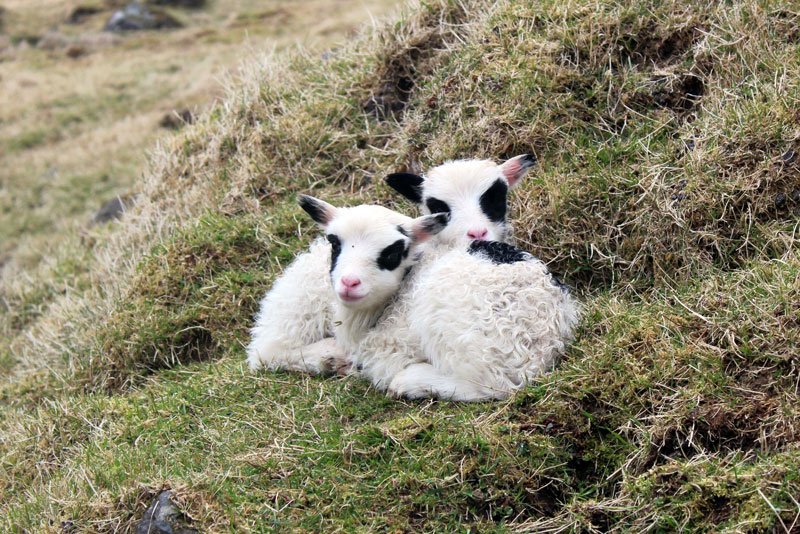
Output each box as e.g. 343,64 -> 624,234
247,155 -> 534,373
386,154 -> 536,246
246,196 -> 447,375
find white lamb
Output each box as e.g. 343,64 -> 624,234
247,155 -> 537,374
297,195 -> 579,402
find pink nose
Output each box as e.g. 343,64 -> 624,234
341,276 -> 362,289
467,228 -> 488,240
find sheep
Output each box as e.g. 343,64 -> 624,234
385,240 -> 579,400
294,195 -> 578,402
271,196 -> 449,378
246,154 -> 536,373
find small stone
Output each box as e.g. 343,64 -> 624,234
66,44 -> 87,58
92,195 -> 134,224
159,108 -> 193,129
104,2 -> 182,32
775,192 -> 787,209
136,491 -> 197,534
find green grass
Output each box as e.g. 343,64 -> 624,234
2,0 -> 800,531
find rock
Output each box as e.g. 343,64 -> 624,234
148,0 -> 206,8
104,2 -> 182,32
66,44 -> 88,58
67,6 -> 103,24
91,194 -> 134,224
159,108 -> 193,129
136,491 -> 197,534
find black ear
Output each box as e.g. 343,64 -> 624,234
408,212 -> 450,243
385,173 -> 425,204
298,195 -> 337,227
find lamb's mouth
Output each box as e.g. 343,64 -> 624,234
338,292 -> 365,303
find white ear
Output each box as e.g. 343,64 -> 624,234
500,154 -> 537,188
298,195 -> 338,227
407,213 -> 450,243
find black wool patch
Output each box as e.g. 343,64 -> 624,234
425,196 -> 451,215
326,234 -> 342,273
377,239 -> 408,271
469,240 -> 531,264
479,180 -> 508,222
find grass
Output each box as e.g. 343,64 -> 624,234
2,0 -> 800,531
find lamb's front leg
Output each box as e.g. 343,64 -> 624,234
387,363 -> 510,402
249,337 -> 349,376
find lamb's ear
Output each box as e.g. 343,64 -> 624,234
500,154 -> 537,188
298,195 -> 338,227
407,212 -> 450,244
385,173 -> 424,204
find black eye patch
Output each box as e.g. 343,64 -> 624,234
425,197 -> 451,215
479,179 -> 508,222
377,239 -> 409,271
326,234 -> 341,273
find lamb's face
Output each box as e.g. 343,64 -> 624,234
385,154 -> 535,247
299,197 -> 448,311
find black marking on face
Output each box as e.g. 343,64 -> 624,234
425,196 -> 451,215
468,241 -> 532,265
377,239 -> 408,271
479,179 -> 508,222
385,173 -> 425,204
396,225 -> 409,238
326,234 -> 342,273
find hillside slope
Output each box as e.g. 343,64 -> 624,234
2,0 -> 799,531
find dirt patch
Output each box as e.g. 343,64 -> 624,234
641,397 -> 797,472
615,23 -> 704,68
560,22 -> 704,71
362,4 -> 469,120
628,73 -> 706,117
363,33 -> 442,119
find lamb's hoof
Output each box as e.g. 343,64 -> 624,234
333,357 -> 352,376
320,355 -> 352,376
387,372 -> 432,400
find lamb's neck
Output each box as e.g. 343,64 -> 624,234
335,304 -> 385,350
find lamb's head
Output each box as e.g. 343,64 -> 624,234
385,154 -> 535,246
299,195 -> 449,311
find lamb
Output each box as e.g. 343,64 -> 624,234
268,197 -> 449,377
297,195 -> 579,402
246,154 -> 536,373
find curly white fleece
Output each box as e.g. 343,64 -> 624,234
246,237 -> 336,374
337,245 -> 579,401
